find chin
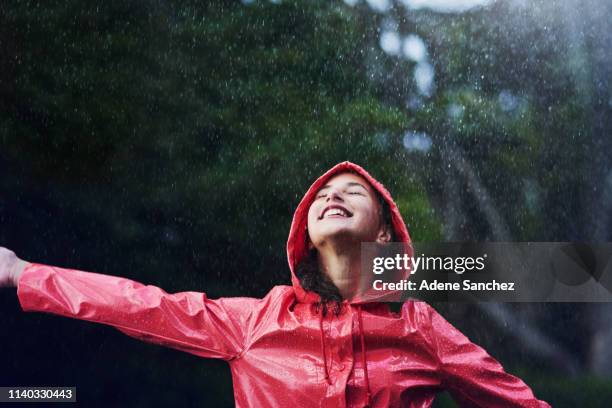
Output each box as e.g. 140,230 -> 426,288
315,227 -> 363,246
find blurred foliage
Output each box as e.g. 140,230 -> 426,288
2,0 -> 611,406
1,0 -> 426,296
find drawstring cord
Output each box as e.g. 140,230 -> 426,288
319,306 -> 332,385
319,304 -> 372,407
357,305 -> 372,407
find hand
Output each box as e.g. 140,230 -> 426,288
0,247 -> 29,288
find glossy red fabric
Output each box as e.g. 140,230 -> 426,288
18,161 -> 550,407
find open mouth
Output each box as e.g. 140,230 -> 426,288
319,205 -> 353,219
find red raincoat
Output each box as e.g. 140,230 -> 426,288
18,161 -> 550,407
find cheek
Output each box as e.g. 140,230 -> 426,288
355,203 -> 381,232
306,206 -> 318,231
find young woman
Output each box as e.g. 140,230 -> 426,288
1,161 -> 549,407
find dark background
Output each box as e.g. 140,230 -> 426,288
2,0 -> 612,406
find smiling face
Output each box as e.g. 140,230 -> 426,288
307,172 -> 391,250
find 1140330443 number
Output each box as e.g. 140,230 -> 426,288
0,387 -> 76,402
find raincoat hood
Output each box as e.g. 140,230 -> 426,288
287,161 -> 412,304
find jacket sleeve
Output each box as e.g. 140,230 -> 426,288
420,303 -> 550,408
17,262 -> 256,361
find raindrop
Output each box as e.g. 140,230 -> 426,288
406,96 -> 423,111
402,35 -> 427,62
414,62 -> 434,96
380,31 -> 401,56
366,0 -> 391,13
400,0 -> 493,13
447,103 -> 464,119
498,90 -> 519,112
403,131 -> 432,152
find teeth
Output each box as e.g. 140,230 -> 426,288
325,208 -> 348,217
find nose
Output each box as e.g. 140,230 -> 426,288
326,188 -> 344,202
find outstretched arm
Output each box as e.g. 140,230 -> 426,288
2,247 -> 257,361
419,302 -> 551,408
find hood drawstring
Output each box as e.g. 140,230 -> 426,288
319,306 -> 332,385
319,304 -> 372,407
357,305 -> 372,407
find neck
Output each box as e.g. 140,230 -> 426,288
316,240 -> 363,300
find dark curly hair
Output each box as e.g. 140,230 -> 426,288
296,188 -> 395,316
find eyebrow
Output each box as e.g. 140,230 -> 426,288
318,182 -> 369,192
